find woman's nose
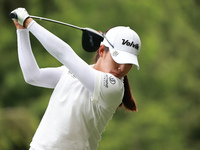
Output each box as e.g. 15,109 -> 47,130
117,64 -> 133,73
118,64 -> 125,72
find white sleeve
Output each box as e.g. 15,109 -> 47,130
93,72 -> 124,109
17,29 -> 64,88
27,21 -> 96,93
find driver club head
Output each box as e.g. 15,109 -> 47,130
81,28 -> 104,52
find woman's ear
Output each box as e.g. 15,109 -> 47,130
99,45 -> 105,57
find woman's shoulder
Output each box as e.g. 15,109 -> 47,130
94,72 -> 124,108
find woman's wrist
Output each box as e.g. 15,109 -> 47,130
24,18 -> 34,28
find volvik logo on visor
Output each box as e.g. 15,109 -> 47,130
122,39 -> 139,50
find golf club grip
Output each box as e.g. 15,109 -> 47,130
9,12 -> 17,19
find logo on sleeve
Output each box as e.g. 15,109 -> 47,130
103,75 -> 116,88
103,74 -> 109,88
68,70 -> 76,78
109,76 -> 116,84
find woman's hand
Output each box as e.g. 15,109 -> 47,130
13,20 -> 25,29
13,18 -> 34,30
11,8 -> 33,29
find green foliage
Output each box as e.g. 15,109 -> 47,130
0,107 -> 39,150
0,0 -> 200,149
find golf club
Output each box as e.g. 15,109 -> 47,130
10,12 -> 104,52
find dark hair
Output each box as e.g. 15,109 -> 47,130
92,47 -> 137,112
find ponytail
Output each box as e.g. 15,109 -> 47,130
92,49 -> 137,112
118,75 -> 137,112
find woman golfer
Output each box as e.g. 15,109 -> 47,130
11,8 -> 141,150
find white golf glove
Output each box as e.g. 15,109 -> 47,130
10,8 -> 30,26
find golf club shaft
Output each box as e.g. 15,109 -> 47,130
10,12 -> 83,30
30,15 -> 83,30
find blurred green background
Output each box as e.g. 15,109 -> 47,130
0,0 -> 200,149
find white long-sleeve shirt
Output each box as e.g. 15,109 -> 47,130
17,21 -> 124,150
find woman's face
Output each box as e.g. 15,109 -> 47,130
94,45 -> 133,79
